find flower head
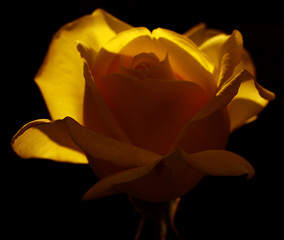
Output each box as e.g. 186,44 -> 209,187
12,9 -> 274,202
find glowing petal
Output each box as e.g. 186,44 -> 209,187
152,28 -> 214,74
83,149 -> 254,202
228,73 -> 275,131
200,30 -> 243,86
152,28 -> 216,96
35,9 -> 131,123
184,23 -> 222,46
11,119 -> 87,164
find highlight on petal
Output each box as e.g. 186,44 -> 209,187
184,23 -> 222,46
11,116 -> 162,168
200,30 -> 243,86
83,149 -> 254,202
152,28 -> 214,74
11,119 -> 87,164
152,28 -> 216,96
228,72 -> 275,131
35,9 -> 131,124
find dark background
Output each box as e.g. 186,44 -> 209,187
4,0 -> 283,239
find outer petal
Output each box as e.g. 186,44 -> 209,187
171,70 -> 250,152
228,73 -> 275,131
184,23 -> 222,46
35,9 -> 131,123
63,117 -> 161,178
11,119 -> 87,164
11,116 -> 160,167
200,30 -> 243,87
64,117 -> 160,167
83,150 -> 254,202
233,49 -> 256,77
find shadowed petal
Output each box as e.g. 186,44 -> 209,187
64,117 -> 160,167
83,149 -> 254,202
77,42 -> 131,142
98,73 -> 208,154
171,70 -> 249,152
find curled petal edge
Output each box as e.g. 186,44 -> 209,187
11,119 -> 88,164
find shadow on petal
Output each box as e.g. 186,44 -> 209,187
83,149 -> 254,202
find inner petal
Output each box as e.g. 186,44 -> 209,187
97,74 -> 209,155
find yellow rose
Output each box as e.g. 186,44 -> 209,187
11,9 -> 275,202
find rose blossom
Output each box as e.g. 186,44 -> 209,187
12,9 -> 274,202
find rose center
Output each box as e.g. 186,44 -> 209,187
130,52 -> 160,71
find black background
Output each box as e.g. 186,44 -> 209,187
4,0 -> 283,239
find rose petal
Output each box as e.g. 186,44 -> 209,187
83,149 -> 254,202
200,30 -> 243,87
11,119 -> 87,164
172,69 -> 275,150
64,116 -> 160,167
233,49 -> 256,77
189,69 -> 251,121
173,108 -> 230,154
98,73 -> 209,154
64,116 -> 161,178
182,150 -> 255,180
11,116 -> 161,168
228,73 -> 275,131
76,42 -> 130,142
170,70 -> 250,152
152,28 -> 214,74
35,9 -> 131,123
184,23 -> 222,46
152,28 -> 216,97
92,27 -> 152,84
